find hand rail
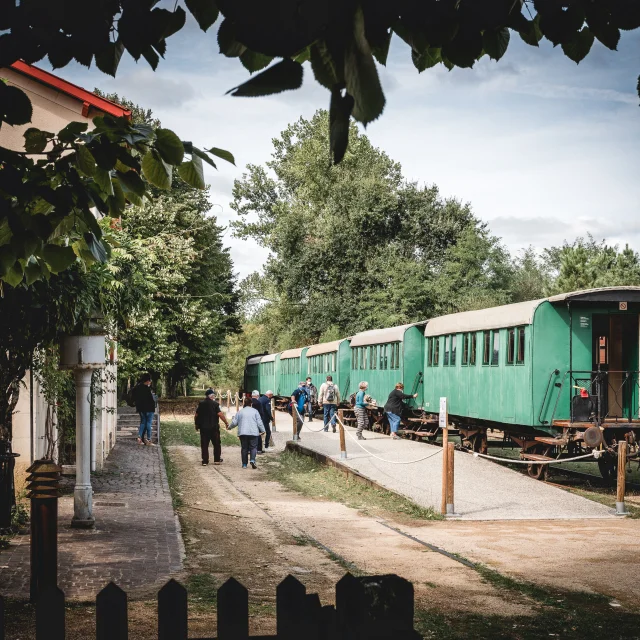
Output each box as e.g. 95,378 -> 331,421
538,368 -> 560,424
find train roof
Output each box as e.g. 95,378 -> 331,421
306,339 -> 348,356
280,346 -> 308,359
350,322 -> 425,347
424,287 -> 640,336
246,355 -> 264,365
261,353 -> 277,362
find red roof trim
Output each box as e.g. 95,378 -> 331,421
9,61 -> 132,120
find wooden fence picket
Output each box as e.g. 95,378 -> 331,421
217,577 -> 249,640
158,579 -> 187,640
36,586 -> 65,640
320,604 -> 337,640
96,582 -> 128,640
276,575 -> 306,640
304,593 -> 322,640
0,593 -> 4,640
335,572 -> 365,638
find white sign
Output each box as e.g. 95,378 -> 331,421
439,397 -> 447,429
620,301 -> 628,311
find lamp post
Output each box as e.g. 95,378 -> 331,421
59,333 -> 106,529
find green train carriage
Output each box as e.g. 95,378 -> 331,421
243,353 -> 264,395
276,346 -> 310,399
258,353 -> 278,394
305,339 -> 351,401
348,323 -> 426,408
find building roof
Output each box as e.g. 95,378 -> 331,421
306,339 -> 348,357
350,323 -> 424,347
280,346 -> 309,360
261,353 -> 277,363
9,61 -> 132,119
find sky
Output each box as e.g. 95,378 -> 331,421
44,14 -> 640,280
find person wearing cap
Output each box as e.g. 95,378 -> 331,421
195,388 -> 229,466
251,390 -> 267,453
258,391 -> 275,451
384,382 -> 418,440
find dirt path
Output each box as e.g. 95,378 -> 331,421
170,444 -> 535,630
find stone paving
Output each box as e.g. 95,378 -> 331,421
0,438 -> 184,600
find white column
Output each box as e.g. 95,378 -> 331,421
72,368 -> 95,528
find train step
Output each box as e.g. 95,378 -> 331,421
520,453 -> 554,462
534,436 -> 568,446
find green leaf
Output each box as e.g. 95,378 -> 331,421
372,30 -> 392,66
516,15 -> 543,47
141,45 -> 160,70
0,245 -> 17,276
24,262 -> 42,285
1,85 -> 33,126
611,0 -> 640,30
117,169 -> 146,197
240,49 -> 274,73
177,156 -> 205,189
562,27 -> 595,63
310,42 -> 342,90
207,147 -> 235,166
95,40 -> 125,77
590,22 -> 621,50
84,233 -> 109,263
344,7 -> 385,126
218,18 -> 247,57
108,179 -> 126,216
75,145 -> 97,177
155,128 -> 185,165
42,244 -> 77,274
483,28 -> 510,61
193,147 -> 216,169
412,48 -> 441,72
0,219 -> 12,246
442,27 -> 483,68
24,128 -> 53,153
16,231 -> 41,260
3,263 -> 24,287
142,150 -> 172,189
329,88 -> 354,165
227,59 -> 303,97
58,121 -> 89,143
94,167 -> 114,197
185,0 -> 219,32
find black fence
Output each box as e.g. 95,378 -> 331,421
0,573 -> 421,640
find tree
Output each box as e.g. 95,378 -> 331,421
231,110 -> 509,345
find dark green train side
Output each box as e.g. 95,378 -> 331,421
244,287 -> 640,478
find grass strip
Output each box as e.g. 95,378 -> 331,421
161,418 -> 240,447
264,450 -> 442,521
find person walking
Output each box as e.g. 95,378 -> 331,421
290,382 -> 307,437
318,375 -> 340,433
305,377 -> 317,422
228,397 -> 265,469
258,390 -> 275,451
354,381 -> 371,440
384,383 -> 418,440
133,373 -> 156,446
195,389 -> 229,465
251,390 -> 267,454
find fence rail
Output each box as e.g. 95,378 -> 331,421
0,573 -> 421,640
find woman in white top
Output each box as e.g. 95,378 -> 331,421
229,397 -> 265,469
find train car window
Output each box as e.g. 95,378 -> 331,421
381,344 -> 389,370
450,335 -> 457,366
360,347 -> 367,370
427,338 -> 433,366
462,334 -> 469,365
470,333 -> 477,365
517,327 -> 525,364
491,330 -> 500,365
352,349 -> 357,370
434,338 -> 440,366
394,343 -> 400,369
444,336 -> 450,366
483,331 -> 491,365
507,328 -> 515,364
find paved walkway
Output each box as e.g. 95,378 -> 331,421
0,439 -> 184,600
286,413 -> 616,521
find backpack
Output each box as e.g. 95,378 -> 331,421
325,383 -> 336,403
126,386 -> 136,407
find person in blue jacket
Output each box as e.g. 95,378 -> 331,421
290,382 -> 307,437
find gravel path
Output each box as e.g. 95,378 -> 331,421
287,414 -> 616,521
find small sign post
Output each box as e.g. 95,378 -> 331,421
439,398 -> 448,515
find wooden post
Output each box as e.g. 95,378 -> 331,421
235,392 -> 239,413
338,410 -> 347,459
439,398 -> 448,515
271,397 -> 277,432
616,441 -> 628,515
446,442 -> 455,515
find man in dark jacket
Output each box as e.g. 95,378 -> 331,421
134,373 -> 156,445
251,390 -> 267,453
195,389 -> 229,465
383,382 -> 417,440
258,391 -> 275,451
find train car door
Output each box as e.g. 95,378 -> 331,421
592,313 -> 639,419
